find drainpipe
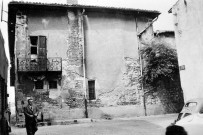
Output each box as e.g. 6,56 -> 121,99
81,9 -> 88,118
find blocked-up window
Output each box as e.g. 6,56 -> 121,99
88,80 -> 96,100
35,81 -> 43,89
49,81 -> 57,89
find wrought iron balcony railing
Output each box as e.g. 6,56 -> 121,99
17,57 -> 62,72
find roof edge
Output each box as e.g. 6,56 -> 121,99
9,1 -> 161,15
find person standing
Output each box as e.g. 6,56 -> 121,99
24,99 -> 39,135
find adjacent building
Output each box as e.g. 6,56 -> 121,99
154,30 -> 176,48
169,0 -> 203,101
8,1 -> 161,122
0,30 -> 9,134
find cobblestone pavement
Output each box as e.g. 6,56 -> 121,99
9,114 -> 177,135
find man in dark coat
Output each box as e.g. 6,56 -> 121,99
24,99 -> 39,135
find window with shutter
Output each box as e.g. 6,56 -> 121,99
30,36 -> 47,57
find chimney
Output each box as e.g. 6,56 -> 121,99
67,0 -> 78,5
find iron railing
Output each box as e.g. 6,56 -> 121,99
17,57 -> 62,72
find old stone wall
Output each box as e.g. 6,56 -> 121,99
61,9 -> 85,108
14,9 -> 87,122
97,57 -> 142,106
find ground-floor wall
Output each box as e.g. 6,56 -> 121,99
15,57 -> 181,123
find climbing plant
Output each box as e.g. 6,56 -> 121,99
140,41 -> 184,113
140,41 -> 179,89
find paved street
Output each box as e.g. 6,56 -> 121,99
10,114 -> 177,135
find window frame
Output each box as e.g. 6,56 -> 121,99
30,36 -> 39,55
88,80 -> 96,100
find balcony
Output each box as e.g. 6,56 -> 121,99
17,57 -> 62,72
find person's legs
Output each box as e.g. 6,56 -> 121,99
26,124 -> 35,135
26,127 -> 33,135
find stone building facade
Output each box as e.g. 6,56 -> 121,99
8,1 -> 161,122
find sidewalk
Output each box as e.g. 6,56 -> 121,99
10,114 -> 177,135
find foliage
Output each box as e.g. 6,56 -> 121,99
140,41 -> 179,90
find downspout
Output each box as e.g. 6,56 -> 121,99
81,9 -> 88,118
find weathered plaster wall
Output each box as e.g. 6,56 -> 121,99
28,9 -> 68,58
85,12 -> 153,106
15,9 -> 86,121
172,0 -> 203,101
14,8 -> 163,120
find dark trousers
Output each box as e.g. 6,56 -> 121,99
25,119 -> 38,135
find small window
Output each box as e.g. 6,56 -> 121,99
30,36 -> 38,45
35,81 -> 43,89
31,47 -> 37,54
88,80 -> 95,100
49,81 -> 57,89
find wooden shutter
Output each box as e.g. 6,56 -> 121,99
38,36 -> 47,58
38,36 -> 47,71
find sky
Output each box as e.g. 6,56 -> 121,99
0,0 -> 177,104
